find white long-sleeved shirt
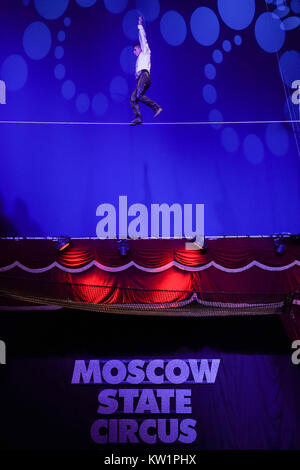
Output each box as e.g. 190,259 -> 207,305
135,25 -> 151,78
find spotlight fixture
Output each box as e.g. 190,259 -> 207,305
117,239 -> 129,257
273,235 -> 286,256
57,236 -> 71,252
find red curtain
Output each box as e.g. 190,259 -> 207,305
0,238 -> 299,333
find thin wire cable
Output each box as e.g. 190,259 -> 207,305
0,120 -> 299,125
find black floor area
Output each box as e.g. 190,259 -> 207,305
0,309 -> 291,357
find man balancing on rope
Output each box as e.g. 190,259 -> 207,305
130,16 -> 162,126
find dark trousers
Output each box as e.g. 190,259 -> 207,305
130,71 -> 160,118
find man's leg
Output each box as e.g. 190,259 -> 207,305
130,85 -> 142,120
136,73 -> 161,114
139,94 -> 161,113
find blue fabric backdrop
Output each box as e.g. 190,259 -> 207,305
0,0 -> 299,236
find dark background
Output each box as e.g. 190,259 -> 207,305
0,310 -> 299,450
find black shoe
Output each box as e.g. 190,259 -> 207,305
154,107 -> 162,119
130,117 -> 142,126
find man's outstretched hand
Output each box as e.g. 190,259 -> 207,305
138,16 -> 143,25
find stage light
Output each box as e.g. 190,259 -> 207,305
57,236 -> 71,252
117,239 -> 129,257
273,235 -> 286,256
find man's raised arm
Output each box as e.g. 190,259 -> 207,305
138,16 -> 150,54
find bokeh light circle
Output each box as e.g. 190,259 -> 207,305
255,12 -> 285,53
243,134 -> 264,164
291,0 -> 300,13
23,21 -> 52,60
92,92 -> 109,115
123,9 -> 145,41
1,54 -> 28,91
76,93 -> 90,113
34,0 -> 69,20
136,0 -> 160,22
75,0 -> 97,7
202,84 -> 217,104
120,46 -> 136,75
234,35 -> 242,46
58,30 -> 66,42
104,0 -> 128,14
64,17 -> 71,27
160,11 -> 187,46
217,0 -> 255,30
54,63 -> 66,80
62,79 -> 76,100
204,64 -> 216,80
212,49 -> 223,64
222,40 -> 231,52
281,17 -> 300,31
190,7 -> 220,46
273,5 -> 290,20
55,46 -> 64,60
209,109 -> 224,130
265,123 -> 289,156
279,50 -> 300,87
110,76 -> 129,102
221,127 -> 239,152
